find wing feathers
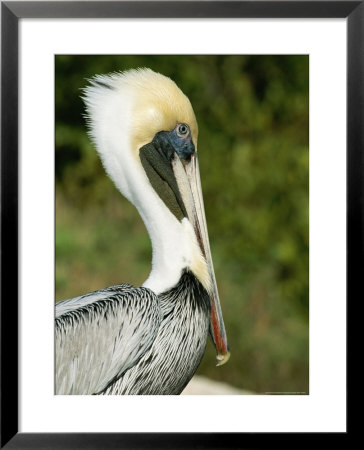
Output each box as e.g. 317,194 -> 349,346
55,285 -> 161,395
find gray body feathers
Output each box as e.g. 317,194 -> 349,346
55,272 -> 210,395
56,285 -> 161,395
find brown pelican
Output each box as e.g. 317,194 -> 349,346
55,68 -> 230,395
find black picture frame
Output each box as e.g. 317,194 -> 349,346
1,1 -> 356,447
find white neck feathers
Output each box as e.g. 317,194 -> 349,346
83,69 -> 206,295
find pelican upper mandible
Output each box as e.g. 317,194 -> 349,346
55,68 -> 230,395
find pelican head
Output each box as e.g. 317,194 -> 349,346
83,68 -> 229,366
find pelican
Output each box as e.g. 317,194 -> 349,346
55,68 -> 230,395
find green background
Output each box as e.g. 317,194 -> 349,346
56,55 -> 309,394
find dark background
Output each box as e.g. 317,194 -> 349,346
55,55 -> 309,394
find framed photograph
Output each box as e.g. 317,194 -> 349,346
1,1 -> 355,447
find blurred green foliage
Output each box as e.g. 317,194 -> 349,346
55,55 -> 309,394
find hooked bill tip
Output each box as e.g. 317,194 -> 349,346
216,351 -> 230,367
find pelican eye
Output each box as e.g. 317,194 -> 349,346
176,123 -> 189,138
